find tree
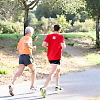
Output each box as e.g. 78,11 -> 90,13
85,0 -> 100,47
18,0 -> 85,35
42,0 -> 85,13
35,4 -> 62,20
17,0 -> 39,35
0,0 -> 22,22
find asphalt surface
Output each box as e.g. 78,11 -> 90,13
0,69 -> 100,100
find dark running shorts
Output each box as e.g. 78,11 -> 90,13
19,54 -> 34,66
49,59 -> 60,65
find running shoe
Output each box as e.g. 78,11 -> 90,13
9,85 -> 14,96
55,86 -> 63,91
40,87 -> 46,98
30,86 -> 37,90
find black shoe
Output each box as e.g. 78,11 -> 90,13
55,86 -> 63,91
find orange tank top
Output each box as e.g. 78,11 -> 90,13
17,35 -> 32,55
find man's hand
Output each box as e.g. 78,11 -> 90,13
32,46 -> 36,50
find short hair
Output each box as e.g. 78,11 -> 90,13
25,27 -> 34,34
54,25 -> 61,31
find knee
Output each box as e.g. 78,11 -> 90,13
57,69 -> 60,72
31,68 -> 36,73
48,73 -> 54,79
28,64 -> 36,72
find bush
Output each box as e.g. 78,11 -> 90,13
0,68 -> 9,74
67,42 -> 75,46
0,20 -> 23,34
34,17 -> 55,34
33,15 -> 69,34
67,19 -> 95,32
56,15 -> 68,33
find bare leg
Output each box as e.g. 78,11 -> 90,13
12,64 -> 25,85
44,64 -> 58,87
55,68 -> 60,86
28,63 -> 36,87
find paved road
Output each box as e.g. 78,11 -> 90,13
0,69 -> 100,100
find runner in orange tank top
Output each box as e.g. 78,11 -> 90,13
9,27 -> 37,96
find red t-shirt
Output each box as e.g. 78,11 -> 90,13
43,33 -> 65,60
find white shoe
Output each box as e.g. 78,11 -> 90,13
9,85 -> 14,96
30,86 -> 37,90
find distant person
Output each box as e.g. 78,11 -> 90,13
40,25 -> 66,97
9,27 -> 37,96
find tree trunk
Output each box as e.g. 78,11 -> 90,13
96,16 -> 100,48
24,8 -> 29,35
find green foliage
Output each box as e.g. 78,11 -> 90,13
34,34 -> 46,51
79,11 -> 89,22
35,3 -> 62,20
0,68 -> 9,74
34,15 -> 68,34
0,20 -> 23,34
34,17 -> 56,34
42,0 -> 85,14
85,0 -> 100,18
67,19 -> 95,32
62,0 -> 85,13
0,0 -> 23,22
35,0 -> 85,23
56,15 -> 68,32
67,42 -> 75,46
28,12 -> 38,26
85,0 -> 100,47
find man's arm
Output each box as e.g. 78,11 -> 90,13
24,38 -> 36,50
24,41 -> 36,50
42,41 -> 48,47
61,42 -> 66,49
25,43 -> 36,50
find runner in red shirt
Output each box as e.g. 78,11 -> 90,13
40,25 -> 66,98
44,33 -> 65,60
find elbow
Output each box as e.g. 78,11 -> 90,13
64,44 -> 66,48
42,43 -> 44,47
62,45 -> 66,49
61,43 -> 66,49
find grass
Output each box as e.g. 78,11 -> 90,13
63,33 -> 95,39
0,33 -> 96,50
0,34 -> 22,40
34,34 -> 46,51
85,53 -> 100,65
63,33 -> 96,47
